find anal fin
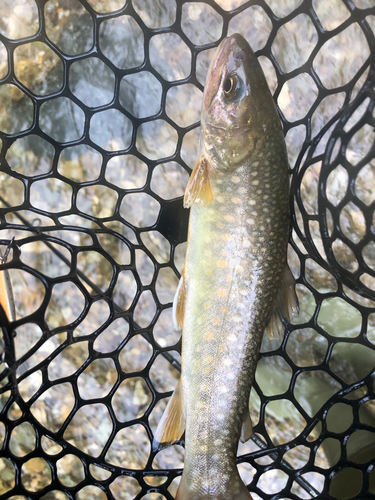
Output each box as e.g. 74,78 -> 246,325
153,378 -> 186,451
265,264 -> 299,340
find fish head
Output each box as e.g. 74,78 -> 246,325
201,33 -> 279,170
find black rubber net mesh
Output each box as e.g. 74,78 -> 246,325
0,0 -> 374,499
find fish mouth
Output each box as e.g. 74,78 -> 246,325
203,34 -> 252,112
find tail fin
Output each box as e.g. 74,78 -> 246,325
175,475 -> 254,500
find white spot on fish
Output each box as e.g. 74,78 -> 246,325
219,385 -> 229,393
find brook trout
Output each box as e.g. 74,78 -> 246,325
154,33 -> 298,500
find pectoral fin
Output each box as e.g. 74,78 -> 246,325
240,405 -> 253,443
173,270 -> 187,331
153,378 -> 186,451
265,264 -> 299,339
183,155 -> 213,208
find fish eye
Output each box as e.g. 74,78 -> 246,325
223,75 -> 242,101
224,76 -> 234,94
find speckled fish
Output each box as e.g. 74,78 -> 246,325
154,33 -> 298,500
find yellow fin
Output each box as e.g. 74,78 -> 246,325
172,270 -> 187,331
183,155 -> 213,208
240,405 -> 253,443
153,378 -> 185,451
266,265 -> 299,339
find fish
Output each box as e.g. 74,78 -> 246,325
154,33 -> 298,500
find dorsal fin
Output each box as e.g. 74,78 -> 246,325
183,155 -> 213,208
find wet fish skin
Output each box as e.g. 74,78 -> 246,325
155,33 -> 297,500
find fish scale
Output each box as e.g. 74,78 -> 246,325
154,33 -> 298,500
